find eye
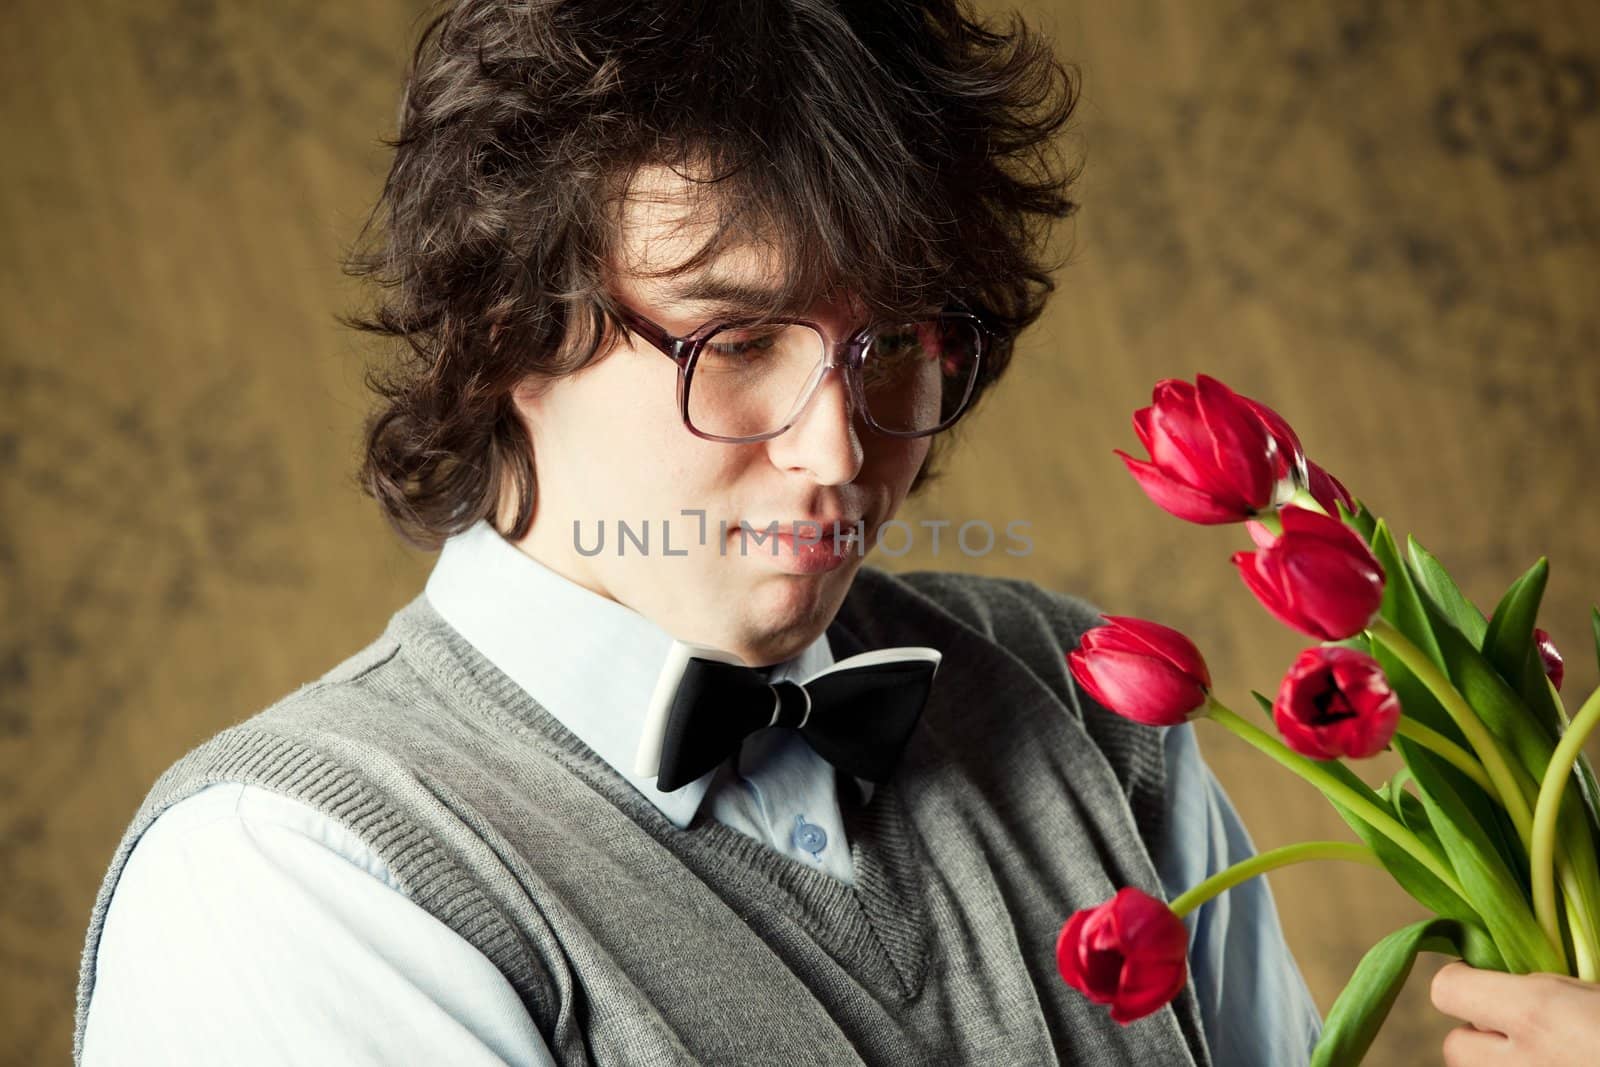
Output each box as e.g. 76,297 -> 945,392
701,324 -> 791,369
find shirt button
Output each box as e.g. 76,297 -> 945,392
793,815 -> 828,857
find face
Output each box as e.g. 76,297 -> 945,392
503,165 -> 932,667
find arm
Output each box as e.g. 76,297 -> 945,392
81,781 -> 555,1067
1154,721 -> 1325,1067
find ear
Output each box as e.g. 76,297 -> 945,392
510,374 -> 552,419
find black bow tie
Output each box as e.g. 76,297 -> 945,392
651,648 -> 942,793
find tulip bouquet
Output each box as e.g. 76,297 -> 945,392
1056,375 -> 1600,1066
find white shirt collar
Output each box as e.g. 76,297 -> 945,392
422,518 -> 872,828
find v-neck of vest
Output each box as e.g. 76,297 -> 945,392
631,612 -> 931,1001
671,761 -> 931,1000
397,593 -> 933,1003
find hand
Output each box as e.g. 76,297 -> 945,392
1430,959 -> 1600,1065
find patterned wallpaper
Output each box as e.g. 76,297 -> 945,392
3,1 -> 1596,1063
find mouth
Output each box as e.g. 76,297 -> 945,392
732,516 -> 865,573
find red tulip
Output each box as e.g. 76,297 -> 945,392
1274,646 -> 1401,759
1067,615 -> 1212,726
1057,887 -> 1190,1024
1535,627 -> 1565,691
1115,375 -> 1296,524
1232,506 -> 1387,640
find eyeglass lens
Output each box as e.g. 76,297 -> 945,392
685,318 -> 981,439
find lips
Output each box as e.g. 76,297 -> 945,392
743,516 -> 862,532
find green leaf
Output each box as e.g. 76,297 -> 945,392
1482,558 -> 1565,742
1339,497 -> 1379,543
1311,917 -> 1500,1067
1371,520 -> 1446,676
1312,759 -> 1484,936
1248,693 -> 1505,944
1420,591 -> 1554,790
1381,584 -> 1600,897
1364,529 -> 1531,874
1250,689 -> 1275,722
1398,742 -> 1562,973
1406,589 -> 1600,874
1388,780 -> 1429,838
1325,792 -> 1485,937
1405,536 -> 1487,648
1370,633 -> 1526,879
1592,606 -> 1600,675
1450,582 -> 1600,871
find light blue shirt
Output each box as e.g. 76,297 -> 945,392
82,519 -> 1322,1065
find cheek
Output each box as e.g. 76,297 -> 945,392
879,436 -> 932,490
612,382 -> 747,503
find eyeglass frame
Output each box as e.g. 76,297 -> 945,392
608,298 -> 993,444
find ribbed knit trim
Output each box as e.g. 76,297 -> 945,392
72,710 -> 549,1064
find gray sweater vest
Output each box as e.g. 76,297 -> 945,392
75,566 -> 1213,1066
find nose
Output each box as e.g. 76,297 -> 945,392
766,362 -> 864,485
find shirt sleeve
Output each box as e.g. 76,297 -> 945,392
81,781 -> 556,1067
1152,722 -> 1325,1067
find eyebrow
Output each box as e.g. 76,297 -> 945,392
662,274 -> 805,315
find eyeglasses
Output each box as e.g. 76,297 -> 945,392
611,299 -> 990,444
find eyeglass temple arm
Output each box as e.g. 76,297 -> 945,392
614,303 -> 689,363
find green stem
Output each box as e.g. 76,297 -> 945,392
1204,699 -> 1467,899
1393,717 -> 1495,796
1531,683 -> 1600,978
1286,486 -> 1328,516
1169,840 -> 1382,919
1562,866 -> 1599,982
1367,617 -> 1536,851
1570,894 -> 1599,982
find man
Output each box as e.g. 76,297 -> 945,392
75,1 -> 1322,1063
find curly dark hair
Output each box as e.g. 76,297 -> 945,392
343,0 -> 1082,552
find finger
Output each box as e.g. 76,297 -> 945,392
1429,961 -> 1554,1035
1441,1024 -> 1513,1067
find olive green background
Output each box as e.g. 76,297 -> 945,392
4,1 -> 1598,1064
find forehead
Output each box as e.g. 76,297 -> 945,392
607,163 -> 838,316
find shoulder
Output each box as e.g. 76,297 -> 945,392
856,565 -> 1107,646
849,566 -> 1172,822
84,784 -> 550,1066
848,565 -> 1111,723
123,782 -> 403,893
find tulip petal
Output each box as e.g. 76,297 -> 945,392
1275,647 -> 1400,759
1278,545 -> 1385,640
1195,374 -> 1277,509
1117,450 -> 1250,524
1070,648 -> 1206,725
1098,614 -> 1212,690
1534,627 -> 1565,691
1146,381 -> 1222,487
1067,649 -> 1122,712
1056,910 -> 1093,989
1244,518 -> 1278,550
1306,459 -> 1355,515
1147,400 -> 1226,496
1131,406 -> 1155,454
1281,505 -> 1380,566
1057,888 -> 1189,1025
1234,550 -> 1320,637
1240,395 -> 1307,481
